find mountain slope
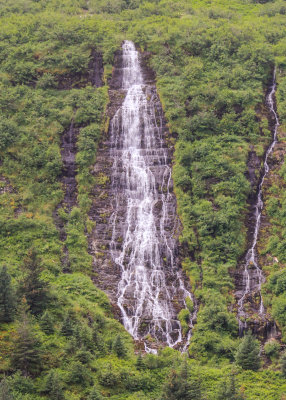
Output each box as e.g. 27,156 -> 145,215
1,0 -> 286,399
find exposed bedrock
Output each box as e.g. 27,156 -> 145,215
234,71 -> 281,340
53,51 -> 104,265
89,42 -> 195,351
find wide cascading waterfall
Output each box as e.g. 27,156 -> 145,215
102,40 -> 195,350
237,69 -> 280,333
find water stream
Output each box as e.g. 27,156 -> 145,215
108,41 -> 195,350
237,69 -> 279,333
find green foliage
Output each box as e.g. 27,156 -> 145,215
0,378 -> 14,400
75,349 -> 93,364
67,361 -> 91,385
65,207 -> 92,273
39,311 -> 54,335
43,370 -> 64,400
98,365 -> 119,387
61,311 -> 74,337
88,386 -> 104,400
272,295 -> 286,328
178,308 -> 190,336
235,332 -> 261,371
280,352 -> 286,377
0,266 -> 15,322
161,361 -> 201,400
264,339 -> 280,360
0,118 -> 19,152
185,297 -> 194,313
135,354 -> 146,371
113,335 -> 127,358
190,293 -> 238,360
216,374 -> 244,400
11,301 -> 42,376
17,248 -> 49,315
7,372 -> 35,397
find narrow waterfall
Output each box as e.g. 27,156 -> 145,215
237,69 -> 280,333
94,40 -> 195,351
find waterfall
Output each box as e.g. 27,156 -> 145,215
237,69 -> 280,333
107,40 -> 195,350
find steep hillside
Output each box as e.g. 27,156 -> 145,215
1,0 -> 286,399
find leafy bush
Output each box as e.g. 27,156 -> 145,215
264,339 -> 280,359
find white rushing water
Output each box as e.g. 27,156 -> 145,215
109,41 -> 195,349
238,69 -> 280,332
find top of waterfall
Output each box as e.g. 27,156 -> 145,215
122,40 -> 143,89
123,40 -> 136,50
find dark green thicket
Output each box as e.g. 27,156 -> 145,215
17,248 -> 49,315
39,311 -> 54,335
11,301 -> 42,377
88,386 -> 104,400
135,353 -> 146,370
113,335 -> 127,358
43,370 -> 65,400
235,332 -> 261,371
281,352 -> 286,377
0,378 -> 14,400
60,311 -> 74,337
0,266 -> 15,322
161,361 -> 202,400
216,374 -> 244,400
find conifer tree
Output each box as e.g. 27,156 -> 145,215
135,353 -> 146,370
0,377 -> 14,400
92,325 -> 99,348
73,324 -> 93,350
11,299 -> 41,376
0,266 -> 15,322
161,361 -> 201,400
44,370 -> 64,400
40,311 -> 54,335
17,248 -> 49,315
88,386 -> 103,400
113,335 -> 127,358
235,331 -> 261,371
68,361 -> 90,385
216,374 -> 244,400
61,311 -> 74,337
93,312 -> 106,331
92,326 -> 105,355
281,352 -> 286,377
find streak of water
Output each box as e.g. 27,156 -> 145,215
237,69 -> 280,333
109,40 -> 195,349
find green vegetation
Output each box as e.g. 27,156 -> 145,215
216,373 -> 244,400
161,360 -> 202,400
11,300 -> 42,377
1,0 -> 286,399
235,332 -> 261,371
0,266 -> 15,322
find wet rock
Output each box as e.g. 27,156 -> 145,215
53,52 -> 104,268
0,176 -> 14,195
89,42 -> 195,349
88,50 -> 104,88
247,147 -> 261,195
235,72 -> 282,337
56,50 -> 103,90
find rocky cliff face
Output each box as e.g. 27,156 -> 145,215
89,43 -> 194,350
234,74 -> 281,340
53,51 -> 103,268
